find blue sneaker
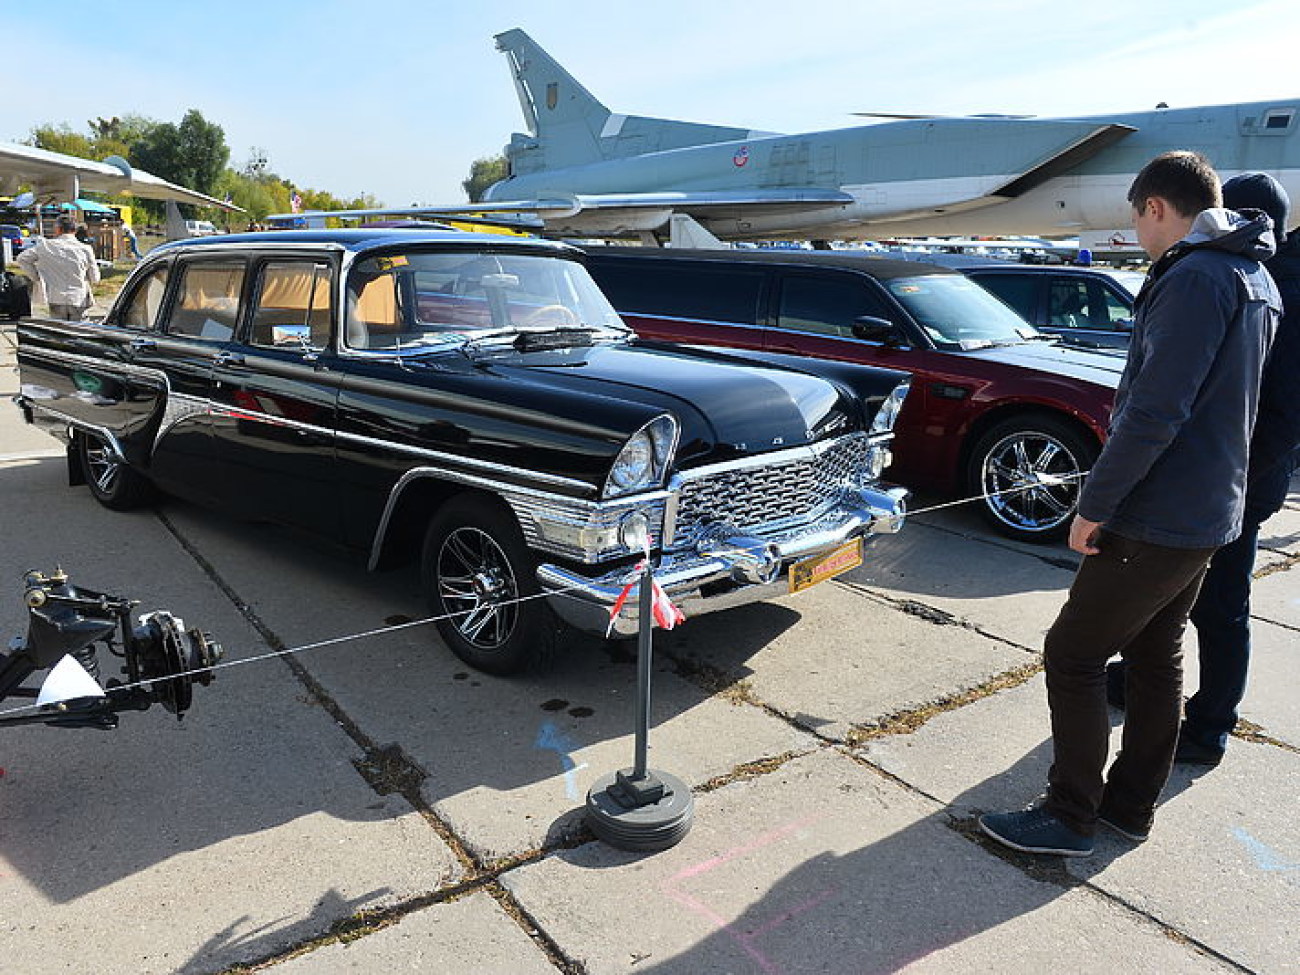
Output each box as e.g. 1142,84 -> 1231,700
979,805 -> 1094,857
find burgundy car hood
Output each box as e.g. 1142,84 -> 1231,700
961,342 -> 1125,388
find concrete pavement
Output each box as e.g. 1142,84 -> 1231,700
2,325 -> 1297,973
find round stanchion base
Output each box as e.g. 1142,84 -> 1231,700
585,768 -> 695,852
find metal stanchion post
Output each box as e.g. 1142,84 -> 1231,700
585,560 -> 694,851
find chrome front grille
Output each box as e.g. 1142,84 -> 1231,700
671,434 -> 873,547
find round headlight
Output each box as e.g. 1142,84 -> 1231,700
619,510 -> 651,554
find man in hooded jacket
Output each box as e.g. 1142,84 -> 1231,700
1106,172 -> 1300,767
980,151 -> 1281,856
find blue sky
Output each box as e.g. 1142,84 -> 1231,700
6,0 -> 1299,206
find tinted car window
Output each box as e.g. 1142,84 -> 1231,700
590,260 -> 765,326
248,261 -> 333,349
776,272 -> 895,337
118,265 -> 170,331
975,275 -> 1038,320
1047,279 -> 1092,328
1093,282 -> 1133,324
167,262 -> 246,341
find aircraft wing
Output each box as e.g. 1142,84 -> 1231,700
0,141 -> 242,211
863,122 -> 1137,225
273,188 -> 854,234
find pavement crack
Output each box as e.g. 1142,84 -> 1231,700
845,660 -> 1044,746
832,580 -> 1039,653
157,509 -> 587,974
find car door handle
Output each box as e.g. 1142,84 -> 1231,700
129,337 -> 157,351
214,351 -> 245,366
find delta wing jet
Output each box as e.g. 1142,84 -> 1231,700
480,29 -> 1300,243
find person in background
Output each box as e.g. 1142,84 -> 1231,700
15,215 -> 101,320
1106,172 -> 1300,766
979,151 -> 1280,857
122,222 -> 143,260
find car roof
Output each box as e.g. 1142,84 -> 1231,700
151,228 -> 577,259
581,246 -> 959,281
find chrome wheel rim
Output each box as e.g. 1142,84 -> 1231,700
980,431 -> 1083,533
83,438 -> 121,496
436,527 -> 519,650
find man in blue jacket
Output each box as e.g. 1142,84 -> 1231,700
980,151 -> 1281,856
1107,172 -> 1300,767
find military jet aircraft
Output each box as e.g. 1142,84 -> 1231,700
279,28 -> 1300,247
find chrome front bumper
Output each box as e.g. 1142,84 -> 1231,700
537,485 -> 908,637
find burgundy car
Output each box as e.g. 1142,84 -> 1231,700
584,248 -> 1125,542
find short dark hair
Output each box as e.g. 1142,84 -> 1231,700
1127,150 -> 1222,218
55,215 -> 77,234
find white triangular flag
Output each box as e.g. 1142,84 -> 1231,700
36,655 -> 107,707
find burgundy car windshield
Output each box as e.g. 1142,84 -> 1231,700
346,251 -> 626,351
888,274 -> 1039,350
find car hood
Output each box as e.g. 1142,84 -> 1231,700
962,341 -> 1126,388
485,340 -> 855,461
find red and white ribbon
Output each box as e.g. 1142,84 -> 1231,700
605,539 -> 685,637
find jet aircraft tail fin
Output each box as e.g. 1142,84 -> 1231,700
494,29 -> 760,178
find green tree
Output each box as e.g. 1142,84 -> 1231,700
133,109 -> 229,197
28,123 -> 95,158
462,155 -> 508,202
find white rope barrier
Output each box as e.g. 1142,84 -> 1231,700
0,468 -> 1091,721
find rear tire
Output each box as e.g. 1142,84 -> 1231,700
79,431 -> 155,510
421,494 -> 557,675
967,415 -> 1098,543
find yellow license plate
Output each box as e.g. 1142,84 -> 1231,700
788,538 -> 863,594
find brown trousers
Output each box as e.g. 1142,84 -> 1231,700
1044,530 -> 1215,835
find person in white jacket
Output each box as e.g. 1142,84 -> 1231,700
15,215 -> 100,320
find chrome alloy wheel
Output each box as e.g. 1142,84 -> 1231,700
435,526 -> 520,651
83,436 -> 123,497
979,429 -> 1086,535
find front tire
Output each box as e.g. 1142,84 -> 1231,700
79,432 -> 155,510
421,494 -> 557,675
967,415 -> 1098,543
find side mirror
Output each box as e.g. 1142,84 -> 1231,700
851,316 -> 902,346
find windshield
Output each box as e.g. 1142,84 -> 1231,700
344,250 -> 627,351
887,274 -> 1040,349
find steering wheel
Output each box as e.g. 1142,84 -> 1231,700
520,303 -> 579,327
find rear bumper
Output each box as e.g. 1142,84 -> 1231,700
537,484 -> 907,636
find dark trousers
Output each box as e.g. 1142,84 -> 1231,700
1184,518 -> 1262,750
1044,531 -> 1215,836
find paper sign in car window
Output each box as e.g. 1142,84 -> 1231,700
375,256 -> 409,271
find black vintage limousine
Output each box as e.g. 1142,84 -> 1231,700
14,230 -> 910,673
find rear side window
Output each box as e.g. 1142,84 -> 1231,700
166,262 -> 246,341
118,265 -> 170,331
248,261 -> 333,349
776,272 -> 895,337
589,259 -> 765,326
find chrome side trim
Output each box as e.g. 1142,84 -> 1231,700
23,402 -> 125,462
23,344 -> 597,496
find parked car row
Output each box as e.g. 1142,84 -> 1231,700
582,248 -> 1126,543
